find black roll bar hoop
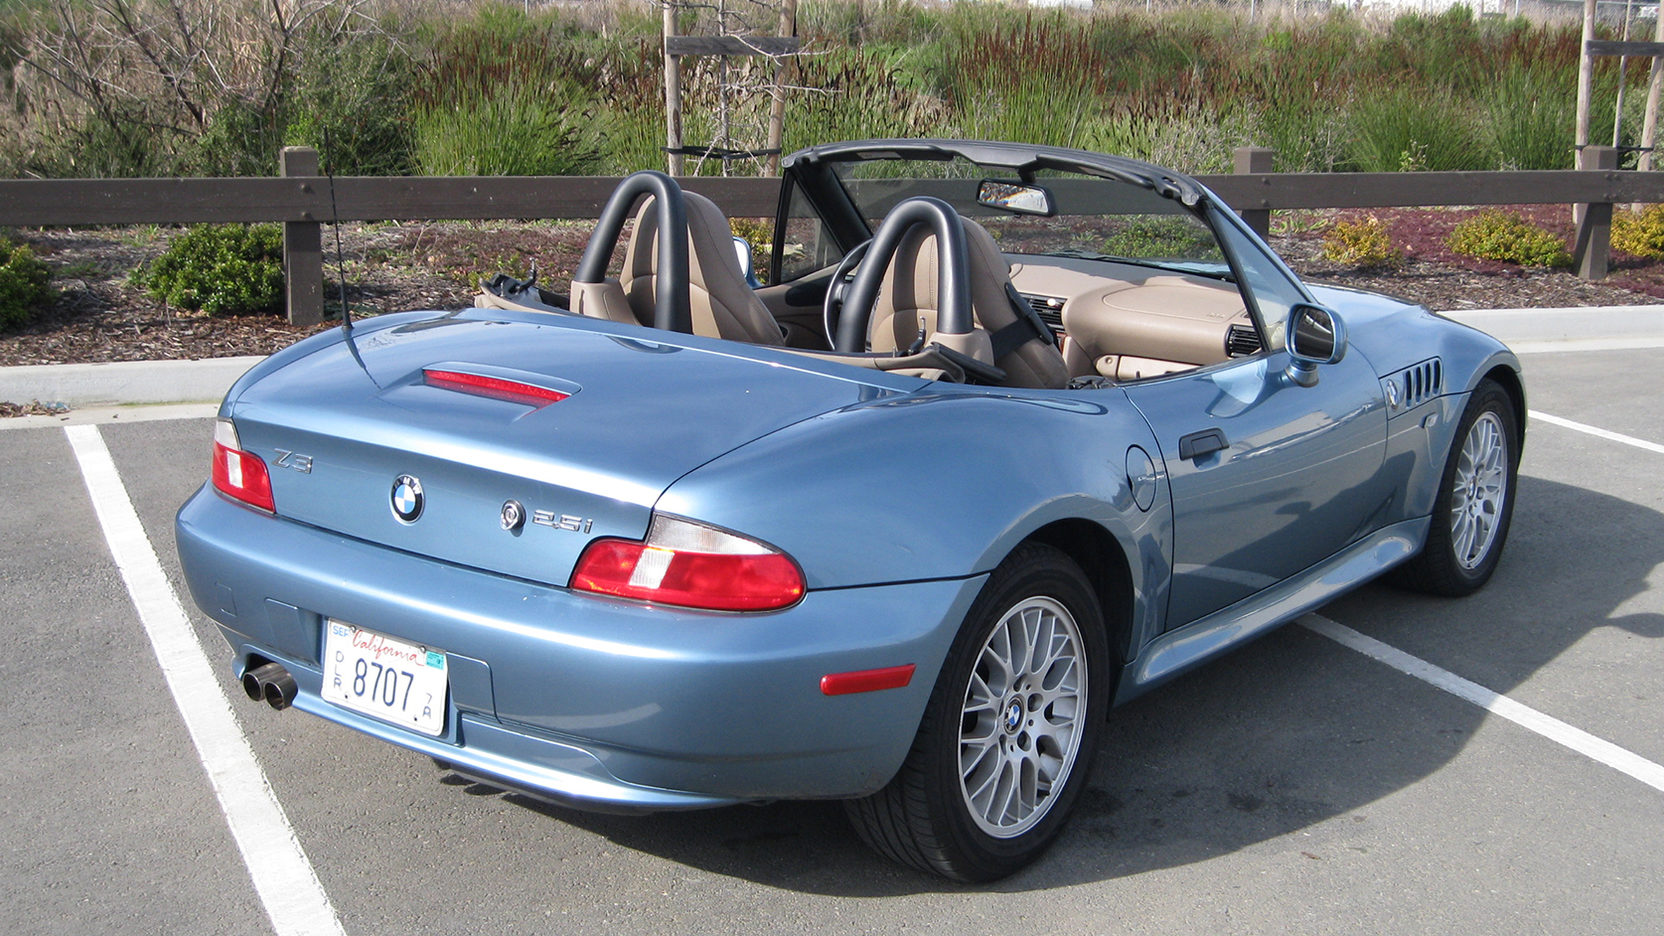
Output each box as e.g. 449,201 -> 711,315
572,171 -> 692,334
834,196 -> 973,353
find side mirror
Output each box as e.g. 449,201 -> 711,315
976,180 -> 1056,217
733,236 -> 761,289
1285,303 -> 1346,388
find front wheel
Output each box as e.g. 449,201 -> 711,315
845,543 -> 1110,881
1392,378 -> 1520,596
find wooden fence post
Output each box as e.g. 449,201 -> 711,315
1574,145 -> 1618,281
280,147 -> 324,326
1233,146 -> 1275,239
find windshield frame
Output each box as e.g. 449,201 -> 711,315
775,138 -> 1317,352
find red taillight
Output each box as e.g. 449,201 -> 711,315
570,516 -> 804,612
211,418 -> 275,512
423,368 -> 570,407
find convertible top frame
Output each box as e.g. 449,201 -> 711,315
773,138 -> 1209,286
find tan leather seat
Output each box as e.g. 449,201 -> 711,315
619,192 -> 784,345
867,217 -> 1068,389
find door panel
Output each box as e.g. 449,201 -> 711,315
757,276 -> 834,350
1124,351 -> 1389,628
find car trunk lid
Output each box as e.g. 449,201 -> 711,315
227,313 -> 891,587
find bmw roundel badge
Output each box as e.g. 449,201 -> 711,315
390,474 -> 425,523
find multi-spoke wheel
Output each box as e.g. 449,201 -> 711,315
845,543 -> 1110,882
958,595 -> 1087,839
1449,411 -> 1509,570
1393,378 -> 1520,596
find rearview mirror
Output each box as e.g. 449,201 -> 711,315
976,180 -> 1056,217
1285,303 -> 1346,387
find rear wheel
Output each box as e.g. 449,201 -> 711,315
845,543 -> 1110,881
1393,378 -> 1519,596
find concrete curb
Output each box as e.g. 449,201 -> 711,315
1441,305 -> 1664,343
0,355 -> 261,408
2,306 -> 1661,408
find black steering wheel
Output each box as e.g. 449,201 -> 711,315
821,238 -> 872,349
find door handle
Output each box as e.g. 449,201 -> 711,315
1177,428 -> 1229,461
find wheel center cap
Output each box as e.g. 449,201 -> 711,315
1004,697 -> 1024,733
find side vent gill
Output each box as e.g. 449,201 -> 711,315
1382,358 -> 1443,413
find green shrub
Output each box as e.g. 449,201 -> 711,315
413,88 -> 605,176
1322,216 -> 1404,269
785,47 -> 949,155
1101,216 -> 1220,259
134,224 -> 285,315
1346,91 -> 1486,172
1612,205 -> 1664,259
1447,212 -> 1571,268
0,237 -> 53,331
1484,65 -> 1575,170
187,97 -> 287,178
410,14 -> 608,176
287,28 -> 417,176
729,217 -> 773,281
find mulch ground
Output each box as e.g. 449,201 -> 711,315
3,206 -> 1662,370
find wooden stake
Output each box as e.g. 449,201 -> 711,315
1576,0 -> 1598,156
765,0 -> 797,176
1639,7 -> 1664,174
663,1 -> 684,176
1613,0 -> 1636,149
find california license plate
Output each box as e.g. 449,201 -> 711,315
321,621 -> 448,736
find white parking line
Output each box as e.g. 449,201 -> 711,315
1303,614 -> 1664,794
1529,410 -> 1664,455
64,425 -> 346,936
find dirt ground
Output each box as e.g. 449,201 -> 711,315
3,206 -> 1661,368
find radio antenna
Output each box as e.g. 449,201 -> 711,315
323,127 -> 352,333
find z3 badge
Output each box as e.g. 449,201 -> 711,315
273,449 -> 313,473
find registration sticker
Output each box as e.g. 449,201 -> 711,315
322,620 -> 449,737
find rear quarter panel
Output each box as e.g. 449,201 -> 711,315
656,385 -> 1175,654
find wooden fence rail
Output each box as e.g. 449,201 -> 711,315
1,145 -> 1656,324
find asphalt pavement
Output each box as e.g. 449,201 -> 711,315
2,320 -> 1661,935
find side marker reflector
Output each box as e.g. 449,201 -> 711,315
820,664 -> 916,696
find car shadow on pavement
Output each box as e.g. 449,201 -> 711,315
456,474 -> 1662,894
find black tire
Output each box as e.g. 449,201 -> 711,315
845,543 -> 1110,882
1391,378 -> 1520,596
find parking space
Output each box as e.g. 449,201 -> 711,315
1,427 -> 271,935
3,344 -> 1660,935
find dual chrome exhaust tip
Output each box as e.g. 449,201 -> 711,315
242,661 -> 297,710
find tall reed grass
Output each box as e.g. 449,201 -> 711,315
0,0 -> 1645,177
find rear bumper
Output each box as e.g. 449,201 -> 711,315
176,484 -> 982,809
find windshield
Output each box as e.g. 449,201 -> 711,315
828,157 -> 1229,278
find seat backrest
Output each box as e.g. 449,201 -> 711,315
620,192 -> 784,345
868,217 -> 1068,389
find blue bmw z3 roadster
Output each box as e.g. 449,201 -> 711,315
176,139 -> 1523,880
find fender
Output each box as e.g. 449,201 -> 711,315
656,384 -> 1176,655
